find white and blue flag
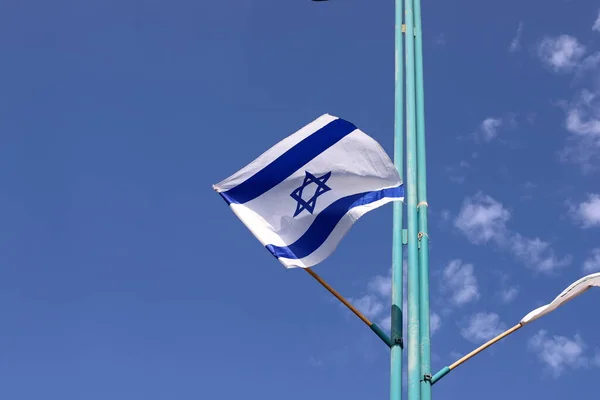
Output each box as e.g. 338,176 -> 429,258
213,114 -> 404,269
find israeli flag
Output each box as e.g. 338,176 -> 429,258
213,114 -> 404,269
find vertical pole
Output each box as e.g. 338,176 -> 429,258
413,0 -> 431,399
404,0 -> 420,399
390,0 -> 404,400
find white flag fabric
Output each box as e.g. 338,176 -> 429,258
520,272 -> 600,325
213,114 -> 404,269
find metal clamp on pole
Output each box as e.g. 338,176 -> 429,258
391,304 -> 404,349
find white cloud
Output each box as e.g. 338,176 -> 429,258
379,315 -> 391,330
454,193 -> 509,244
565,91 -> 600,136
350,268 -> 402,332
352,294 -> 385,320
509,234 -> 572,273
367,274 -> 392,298
509,22 -> 524,53
560,90 -> 600,171
461,312 -> 506,343
430,312 -> 441,335
593,10 -> 600,32
570,194 -> 600,228
479,118 -> 503,141
584,248 -> 600,273
500,286 -> 519,303
576,52 -> 600,78
538,35 -> 586,73
528,330 -> 589,377
449,350 -> 462,360
441,259 -> 480,306
455,193 -> 570,273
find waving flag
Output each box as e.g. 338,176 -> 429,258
213,114 -> 404,269
520,272 -> 600,324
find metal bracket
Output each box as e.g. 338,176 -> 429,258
422,374 -> 433,383
418,232 -> 430,248
393,337 -> 404,349
401,24 -> 406,33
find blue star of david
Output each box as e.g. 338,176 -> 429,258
290,171 -> 332,217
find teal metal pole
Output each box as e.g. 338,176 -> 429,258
430,367 -> 450,385
413,0 -> 432,398
404,0 -> 420,399
390,0 -> 404,400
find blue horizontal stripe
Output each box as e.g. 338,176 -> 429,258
265,185 -> 404,260
221,118 -> 356,205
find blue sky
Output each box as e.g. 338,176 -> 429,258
1,0 -> 600,399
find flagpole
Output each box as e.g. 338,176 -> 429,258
413,0 -> 432,398
431,273 -> 600,385
404,0 -> 421,400
391,0 -> 405,400
304,268 -> 393,347
430,323 -> 523,384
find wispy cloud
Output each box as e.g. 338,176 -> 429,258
569,193 -> 600,228
509,234 -> 571,273
509,22 -> 524,53
430,313 -> 442,335
454,193 -> 571,273
583,248 -> 600,273
593,10 -> 600,32
454,192 -> 510,244
352,294 -> 385,320
478,117 -> 503,141
444,160 -> 470,184
500,286 -> 519,303
461,312 -> 506,343
441,259 -> 480,306
560,90 -> 600,171
351,266 -> 442,337
538,35 -> 586,73
575,52 -> 600,79
349,270 -> 394,328
528,330 -> 591,378
497,272 -> 519,303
